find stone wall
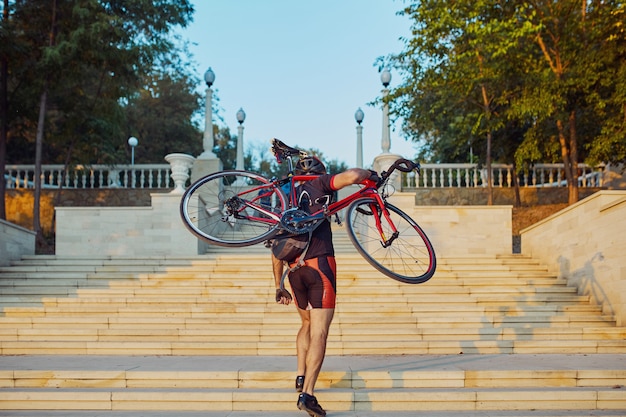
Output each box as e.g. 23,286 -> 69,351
5,186 -> 600,238
0,219 -> 36,265
410,187 -> 600,206
5,189 -> 162,235
521,191 -> 626,326
55,193 -> 198,257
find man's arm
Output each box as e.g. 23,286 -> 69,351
272,253 -> 292,305
330,168 -> 373,190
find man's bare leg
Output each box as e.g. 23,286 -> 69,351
301,307 -> 334,396
296,307 -> 311,377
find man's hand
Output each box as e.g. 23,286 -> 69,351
276,288 -> 292,305
368,169 -> 382,187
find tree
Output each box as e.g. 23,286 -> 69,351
124,68 -> 203,163
385,0 -> 533,204
387,0 -> 626,205
512,0 -> 626,203
1,0 -> 195,246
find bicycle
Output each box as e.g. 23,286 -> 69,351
180,139 -> 436,284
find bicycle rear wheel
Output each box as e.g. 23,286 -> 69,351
345,197 -> 436,284
180,170 -> 288,247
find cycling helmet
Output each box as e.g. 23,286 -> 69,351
295,156 -> 326,175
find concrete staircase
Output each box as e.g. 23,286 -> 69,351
0,231 -> 625,415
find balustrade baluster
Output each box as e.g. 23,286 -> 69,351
547,169 -> 553,186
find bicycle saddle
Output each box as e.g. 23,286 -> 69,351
271,138 -> 308,163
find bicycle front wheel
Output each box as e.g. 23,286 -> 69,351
346,197 -> 436,284
180,170 -> 288,247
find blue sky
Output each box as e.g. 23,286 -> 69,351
181,0 -> 415,168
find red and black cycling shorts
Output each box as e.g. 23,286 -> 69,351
288,256 -> 336,310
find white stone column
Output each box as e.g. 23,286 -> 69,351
198,67 -> 217,160
355,107 -> 364,168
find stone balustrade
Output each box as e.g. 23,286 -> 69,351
4,162 -> 607,190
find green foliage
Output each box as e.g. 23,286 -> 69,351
385,0 -> 626,173
1,0 -> 198,165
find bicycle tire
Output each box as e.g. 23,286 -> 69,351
180,170 -> 288,247
345,197 -> 436,284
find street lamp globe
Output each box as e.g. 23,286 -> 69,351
355,108 -> 364,125
381,69 -> 391,88
128,137 -> 138,147
204,67 -> 215,88
236,108 -> 246,125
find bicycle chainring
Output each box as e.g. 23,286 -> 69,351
280,209 -> 318,234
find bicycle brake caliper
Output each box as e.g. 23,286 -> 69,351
380,231 -> 399,248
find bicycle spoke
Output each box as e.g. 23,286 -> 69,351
346,198 -> 436,284
180,171 -> 287,247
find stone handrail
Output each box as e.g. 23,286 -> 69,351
404,163 -> 604,188
4,164 -> 174,189
4,162 -> 605,190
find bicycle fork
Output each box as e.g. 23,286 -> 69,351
370,202 -> 399,248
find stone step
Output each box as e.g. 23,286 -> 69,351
0,355 -> 624,412
2,386 -> 624,412
3,327 -> 624,343
3,412 -> 626,417
2,339 -> 625,355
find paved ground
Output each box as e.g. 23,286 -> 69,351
2,411 -> 625,416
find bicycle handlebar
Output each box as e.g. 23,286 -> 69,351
380,158 -> 420,181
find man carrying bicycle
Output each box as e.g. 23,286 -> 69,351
272,154 -> 376,417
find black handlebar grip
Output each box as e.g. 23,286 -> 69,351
393,158 -> 418,173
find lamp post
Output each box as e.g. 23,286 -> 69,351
380,69 -> 391,153
355,108 -> 364,168
128,137 -> 138,166
127,136 -> 138,188
373,69 -> 402,190
236,108 -> 246,171
199,67 -> 216,159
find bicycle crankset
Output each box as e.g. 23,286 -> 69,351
280,209 -> 320,234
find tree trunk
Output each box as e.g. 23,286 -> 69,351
480,83 -> 493,206
0,0 -> 9,220
33,89 -> 48,247
556,113 -> 579,205
33,0 -> 58,250
512,160 -> 521,208
567,110 -> 579,204
486,130 -> 493,205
